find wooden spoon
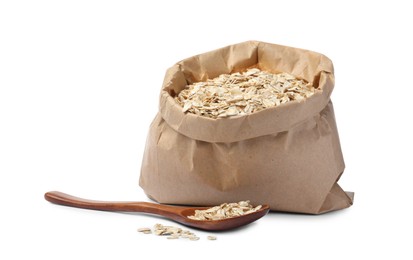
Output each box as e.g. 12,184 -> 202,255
44,191 -> 270,231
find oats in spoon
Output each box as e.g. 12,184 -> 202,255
187,201 -> 263,221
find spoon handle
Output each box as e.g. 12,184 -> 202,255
44,191 -> 185,218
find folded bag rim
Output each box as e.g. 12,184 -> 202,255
159,40 -> 335,143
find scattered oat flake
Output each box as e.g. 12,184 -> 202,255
139,223 -> 210,241
174,68 -> 316,118
207,236 -> 217,240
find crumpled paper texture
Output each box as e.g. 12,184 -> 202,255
139,41 -> 353,214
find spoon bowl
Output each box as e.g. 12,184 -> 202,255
44,191 -> 270,231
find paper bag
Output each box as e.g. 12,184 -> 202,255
139,41 -> 353,214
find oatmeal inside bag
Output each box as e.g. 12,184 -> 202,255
175,69 -> 316,118
139,41 -> 353,214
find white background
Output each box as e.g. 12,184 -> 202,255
1,0 -> 412,259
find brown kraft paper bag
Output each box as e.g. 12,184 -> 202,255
139,40 -> 353,214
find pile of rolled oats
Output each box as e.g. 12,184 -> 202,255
188,201 -> 262,221
174,68 -> 316,118
138,223 -> 215,241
